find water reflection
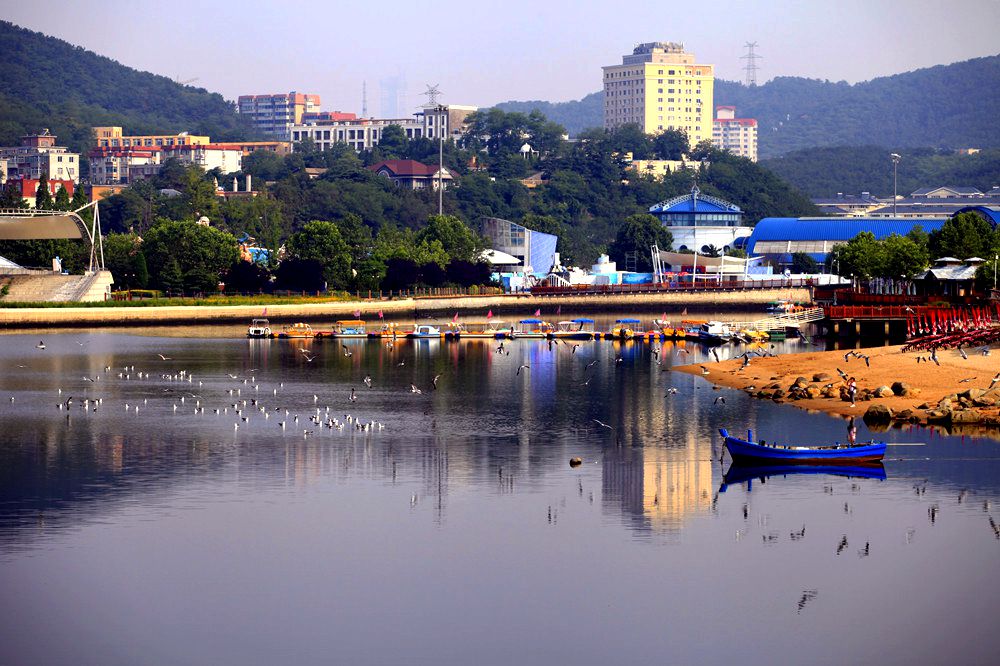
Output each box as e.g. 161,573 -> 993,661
1,331 -> 999,665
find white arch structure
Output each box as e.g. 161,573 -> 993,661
0,202 -> 105,272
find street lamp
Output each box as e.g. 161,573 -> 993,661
890,153 -> 901,217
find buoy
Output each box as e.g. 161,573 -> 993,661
569,457 -> 583,467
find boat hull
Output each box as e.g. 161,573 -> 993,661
721,430 -> 886,464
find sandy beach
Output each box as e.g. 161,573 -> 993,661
678,341 -> 1000,430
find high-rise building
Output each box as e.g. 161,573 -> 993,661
602,42 -> 714,148
712,106 -> 758,162
237,92 -> 321,138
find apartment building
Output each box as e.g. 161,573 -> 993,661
93,126 -> 209,149
712,106 -> 758,161
0,130 -> 80,183
88,146 -> 161,185
289,104 -> 477,153
237,92 -> 321,138
602,42 -> 714,148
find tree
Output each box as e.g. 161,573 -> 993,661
607,214 -> 673,272
0,180 -> 26,208
54,184 -> 71,210
70,184 -> 88,211
652,129 -> 688,160
377,124 -> 408,159
929,212 -> 994,259
828,232 -> 887,278
790,252 -> 819,274
882,233 -> 929,277
285,220 -> 352,290
142,219 -> 239,292
102,233 -> 149,290
417,214 -> 487,263
34,173 -> 53,210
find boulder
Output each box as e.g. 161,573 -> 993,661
893,408 -> 914,420
863,404 -> 892,422
891,381 -> 910,396
926,409 -> 952,422
793,377 -> 809,388
771,388 -> 785,400
812,373 -> 832,382
960,388 -> 986,402
873,386 -> 894,398
916,402 -> 930,410
822,387 -> 839,398
952,409 -> 984,424
805,387 -> 822,398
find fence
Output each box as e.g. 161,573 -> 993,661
531,278 -> 815,296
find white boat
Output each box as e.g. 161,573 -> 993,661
247,318 -> 271,338
698,321 -> 733,344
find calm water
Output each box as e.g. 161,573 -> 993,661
0,326 -> 998,666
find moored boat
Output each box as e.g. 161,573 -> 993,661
551,318 -> 596,340
247,318 -> 271,338
720,428 -> 886,464
325,319 -> 367,339
719,461 -> 886,492
698,321 -> 733,344
609,318 -> 641,340
277,322 -> 315,339
406,323 -> 442,339
511,318 -> 554,339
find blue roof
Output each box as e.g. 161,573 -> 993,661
571,318 -> 595,323
747,217 -> 947,254
649,192 -> 741,214
519,318 -> 543,324
615,318 -> 642,323
954,206 -> 1000,227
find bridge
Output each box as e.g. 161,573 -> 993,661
722,307 -> 826,333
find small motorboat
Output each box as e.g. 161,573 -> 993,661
698,321 -> 733,344
406,323 -> 442,339
247,318 -> 271,338
277,322 -> 315,339
609,318 -> 641,340
551,318 -> 596,340
511,318 -> 554,339
720,428 -> 886,464
325,319 -> 367,339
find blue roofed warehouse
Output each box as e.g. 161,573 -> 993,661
746,217 -> 948,268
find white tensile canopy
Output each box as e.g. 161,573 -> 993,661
0,204 -> 104,271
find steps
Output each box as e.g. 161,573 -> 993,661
0,271 -> 114,303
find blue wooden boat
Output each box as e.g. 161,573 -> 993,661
719,428 -> 886,464
719,462 -> 886,492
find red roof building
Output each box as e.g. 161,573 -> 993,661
368,159 -> 454,191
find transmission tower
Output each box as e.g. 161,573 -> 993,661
740,42 -> 761,86
422,84 -> 442,107
362,80 -> 368,117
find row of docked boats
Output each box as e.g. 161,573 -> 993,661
247,317 -> 788,343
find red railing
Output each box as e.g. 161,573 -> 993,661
824,305 -> 946,319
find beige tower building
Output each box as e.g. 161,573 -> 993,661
602,42 -> 714,148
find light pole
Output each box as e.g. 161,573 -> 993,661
994,253 -> 998,290
437,104 -> 445,216
890,153 -> 901,217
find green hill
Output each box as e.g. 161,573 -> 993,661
495,55 -> 1000,158
761,146 -> 1000,198
0,21 -> 254,155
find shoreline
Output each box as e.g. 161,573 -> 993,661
678,342 -> 1000,433
0,287 -> 809,329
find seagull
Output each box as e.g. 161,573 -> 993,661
711,348 -> 720,363
586,360 -> 599,369
592,419 -> 613,430
516,365 -> 530,376
410,384 -> 422,394
157,354 -> 171,361
714,396 -> 726,405
363,374 -> 372,388
665,387 -> 678,395
905,306 -> 915,313
958,377 -> 977,383
989,372 -> 1000,389
571,344 -> 580,354
82,376 -> 95,382
958,346 -> 968,360
302,352 -> 316,362
981,345 -> 991,356
349,388 -> 357,402
342,345 -> 353,358
431,374 -> 442,389
836,367 -> 848,379
700,365 -> 710,375
397,360 -> 406,367
36,341 -> 46,350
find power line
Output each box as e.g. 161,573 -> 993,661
740,42 -> 761,87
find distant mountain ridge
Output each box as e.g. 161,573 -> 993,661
495,55 -> 1000,158
0,21 -> 254,155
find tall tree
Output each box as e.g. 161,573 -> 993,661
285,220 -> 352,290
607,214 -> 673,271
34,172 -> 53,210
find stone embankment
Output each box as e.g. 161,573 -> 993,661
0,287 -> 809,329
678,342 -> 1000,430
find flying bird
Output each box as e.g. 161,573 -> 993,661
410,384 -> 422,394
36,341 -> 46,349
157,354 -> 171,360
363,375 -> 372,388
516,365 -> 530,376
714,396 -> 726,405
592,419 -> 613,430
711,348 -> 720,363
431,374 -> 442,389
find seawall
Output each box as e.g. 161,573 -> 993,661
0,287 -> 810,329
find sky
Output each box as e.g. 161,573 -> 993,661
5,0 -> 1000,115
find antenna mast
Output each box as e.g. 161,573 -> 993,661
362,80 -> 368,117
740,42 -> 761,87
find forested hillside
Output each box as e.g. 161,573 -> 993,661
495,55 -> 1000,157
762,146 -> 1000,198
0,21 -> 254,154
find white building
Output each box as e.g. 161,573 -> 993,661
289,104 -> 478,153
237,92 -> 322,139
88,147 -> 161,185
160,145 -> 243,174
712,106 -> 758,162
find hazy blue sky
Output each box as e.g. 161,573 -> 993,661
6,0 -> 999,114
